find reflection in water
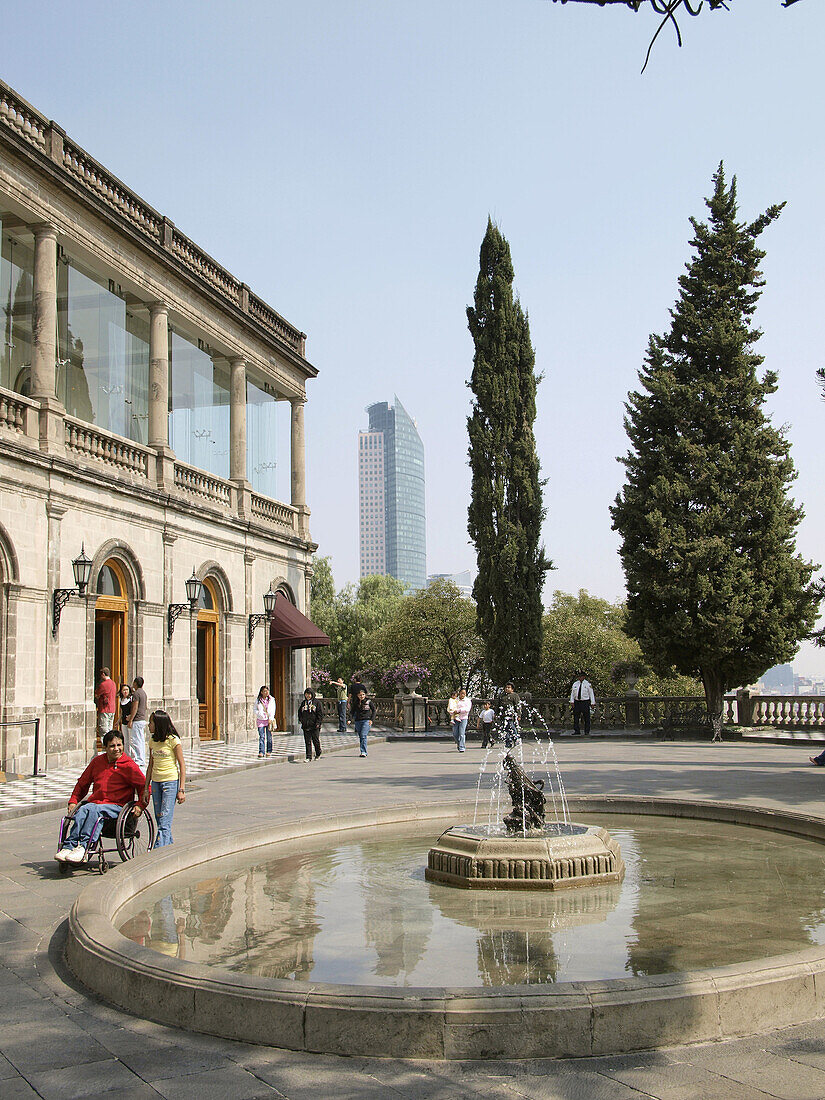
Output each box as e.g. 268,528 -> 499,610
117,817 -> 825,987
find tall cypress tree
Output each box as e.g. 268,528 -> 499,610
467,219 -> 550,685
611,165 -> 819,739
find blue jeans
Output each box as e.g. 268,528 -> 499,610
354,719 -> 370,755
151,780 -> 179,847
64,802 -> 120,849
258,723 -> 272,754
453,718 -> 468,751
336,699 -> 347,732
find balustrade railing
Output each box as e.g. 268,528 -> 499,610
751,696 -> 825,730
65,417 -> 151,478
0,82 -> 46,150
173,462 -> 233,507
0,386 -> 36,436
62,138 -> 162,240
317,693 -> 825,735
250,494 -> 298,531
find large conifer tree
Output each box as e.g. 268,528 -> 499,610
611,165 -> 819,739
467,219 -> 549,685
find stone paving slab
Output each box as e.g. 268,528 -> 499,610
0,729 -> 385,820
2,739 -> 825,1098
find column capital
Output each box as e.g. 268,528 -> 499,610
46,501 -> 68,520
162,529 -> 178,547
31,222 -> 58,241
147,300 -> 168,318
290,394 -> 306,408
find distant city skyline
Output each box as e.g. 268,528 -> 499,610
359,397 -> 426,591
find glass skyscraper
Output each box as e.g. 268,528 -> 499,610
359,396 -> 426,591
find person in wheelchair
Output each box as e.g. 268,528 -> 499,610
56,729 -> 146,863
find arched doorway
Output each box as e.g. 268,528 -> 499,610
268,584 -> 296,733
196,578 -> 220,741
94,560 -> 128,746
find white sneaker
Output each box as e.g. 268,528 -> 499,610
360,751 -> 367,758
63,847 -> 87,863
55,848 -> 71,862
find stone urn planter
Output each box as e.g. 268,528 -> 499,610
404,677 -> 421,695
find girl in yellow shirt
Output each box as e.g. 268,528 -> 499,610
143,711 -> 186,848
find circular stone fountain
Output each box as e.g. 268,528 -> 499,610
62,697 -> 825,1060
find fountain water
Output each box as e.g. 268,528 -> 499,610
426,692 -> 625,889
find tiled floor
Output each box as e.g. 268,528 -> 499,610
0,729 -> 378,818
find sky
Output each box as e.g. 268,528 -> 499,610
5,0 -> 825,672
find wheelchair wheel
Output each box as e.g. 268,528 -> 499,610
115,804 -> 156,861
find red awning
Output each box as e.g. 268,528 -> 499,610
269,594 -> 330,649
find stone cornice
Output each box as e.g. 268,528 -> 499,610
0,78 -> 317,380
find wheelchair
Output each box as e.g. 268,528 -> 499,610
56,801 -> 156,874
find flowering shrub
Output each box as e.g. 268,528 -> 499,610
310,668 -> 332,686
379,661 -> 431,693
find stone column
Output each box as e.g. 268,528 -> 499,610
31,224 -> 64,453
229,357 -> 251,517
229,357 -> 248,482
148,303 -> 175,488
290,397 -> 309,537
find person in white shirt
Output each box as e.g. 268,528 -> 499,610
255,685 -> 277,757
569,672 -> 596,736
452,689 -> 472,753
477,701 -> 495,749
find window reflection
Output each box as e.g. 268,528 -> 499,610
168,330 -> 230,480
246,370 -> 280,498
0,223 -> 34,395
56,253 -> 149,442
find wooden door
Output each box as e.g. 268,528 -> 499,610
269,644 -> 287,732
196,620 -> 218,740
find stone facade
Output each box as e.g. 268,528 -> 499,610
0,79 -> 319,772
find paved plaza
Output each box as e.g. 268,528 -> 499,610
3,737 -> 825,1098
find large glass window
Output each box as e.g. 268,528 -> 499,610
168,329 -> 230,480
56,253 -> 149,442
0,222 -> 34,395
246,370 -> 289,499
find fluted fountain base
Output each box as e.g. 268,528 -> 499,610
425,821 -> 625,890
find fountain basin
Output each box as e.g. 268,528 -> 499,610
66,796 -> 825,1060
426,821 -> 625,889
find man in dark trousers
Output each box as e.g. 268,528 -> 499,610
569,672 -> 596,736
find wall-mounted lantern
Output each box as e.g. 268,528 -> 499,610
248,584 -> 278,647
52,545 -> 93,637
167,569 -> 203,643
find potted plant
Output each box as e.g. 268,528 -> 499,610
310,668 -> 332,697
611,659 -> 648,691
380,661 -> 431,696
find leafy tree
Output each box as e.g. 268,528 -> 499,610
611,165 -> 819,739
366,578 -> 485,696
309,558 -> 405,680
539,590 -> 700,699
467,219 -> 550,686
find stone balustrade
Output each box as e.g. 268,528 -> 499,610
173,461 -> 233,507
310,690 -> 825,736
250,494 -> 298,532
62,138 -> 162,240
0,83 -> 46,150
65,416 -> 151,478
750,694 -> 825,729
0,385 -> 38,437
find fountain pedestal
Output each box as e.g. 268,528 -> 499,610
425,822 -> 625,890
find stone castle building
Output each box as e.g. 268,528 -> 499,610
0,79 -> 327,772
